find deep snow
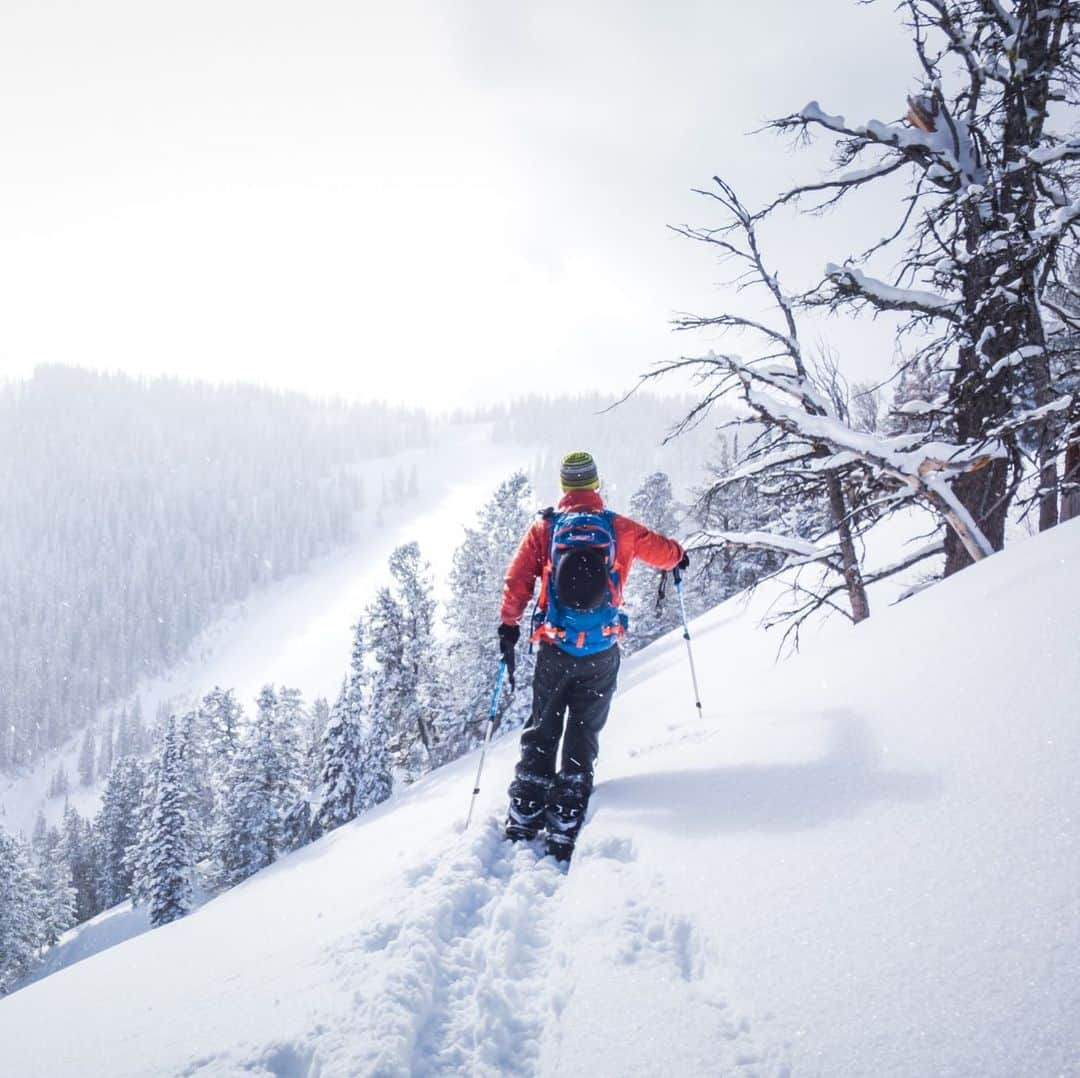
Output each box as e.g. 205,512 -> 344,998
2,519 -> 1077,1077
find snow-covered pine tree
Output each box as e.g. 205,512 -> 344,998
315,619 -> 374,835
145,716 -> 195,927
273,687 -> 306,793
30,811 -> 47,850
128,697 -> 148,756
77,726 -> 96,787
35,825 -> 76,947
444,472 -> 535,755
197,686 -> 245,841
273,686 -> 311,852
356,703 -> 393,812
60,803 -> 100,923
97,712 -> 114,780
304,697 -> 331,788
126,750 -> 160,908
211,687 -> 297,888
621,473 -> 682,654
367,543 -> 443,778
684,438 -> 782,616
48,765 -> 69,799
96,755 -> 145,907
176,706 -> 217,864
199,687 -> 243,766
0,827 -> 46,994
114,706 -> 132,758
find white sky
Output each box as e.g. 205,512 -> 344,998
0,0 -> 917,410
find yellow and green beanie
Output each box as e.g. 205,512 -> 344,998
560,450 -> 600,491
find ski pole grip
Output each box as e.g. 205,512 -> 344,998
673,566 -> 683,587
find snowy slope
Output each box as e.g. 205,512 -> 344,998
2,521 -> 1078,1077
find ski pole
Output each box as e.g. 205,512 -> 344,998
672,567 -> 703,720
465,659 -> 507,829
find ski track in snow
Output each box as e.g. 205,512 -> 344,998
175,808 -> 782,1078
345,818 -> 566,1077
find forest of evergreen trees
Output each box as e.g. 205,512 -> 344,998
1,462 -> 789,993
0,366 -> 430,771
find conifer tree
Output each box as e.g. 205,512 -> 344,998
275,686 -> 311,852
35,827 -> 76,947
31,811 -> 48,850
621,472 -> 682,654
304,697 -> 331,788
176,707 -> 215,862
444,473 -> 534,753
357,706 -> 393,811
60,803 -> 99,922
77,726 -> 97,787
273,687 -> 306,795
0,827 -> 46,994
127,754 -> 160,908
145,716 -> 194,927
97,712 -> 115,780
211,687 -> 298,887
48,765 -> 70,800
128,697 -> 148,756
96,756 -> 145,907
367,543 -> 443,777
315,619 -> 373,834
115,706 -> 132,758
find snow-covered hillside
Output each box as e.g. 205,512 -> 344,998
0,424 -> 532,839
2,521 -> 1077,1077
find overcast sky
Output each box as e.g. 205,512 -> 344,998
1,0 -> 918,410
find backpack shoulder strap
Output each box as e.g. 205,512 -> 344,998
535,507 -> 558,612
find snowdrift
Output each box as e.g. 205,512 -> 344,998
2,520 -> 1078,1077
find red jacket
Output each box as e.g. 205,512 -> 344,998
500,489 -> 684,625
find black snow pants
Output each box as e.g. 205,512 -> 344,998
505,641 -> 620,849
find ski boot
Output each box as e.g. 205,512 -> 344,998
505,770 -> 552,842
545,771 -> 593,863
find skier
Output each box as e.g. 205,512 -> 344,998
497,451 -> 688,861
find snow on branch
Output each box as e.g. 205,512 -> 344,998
780,99 -> 984,185
825,265 -> 960,321
734,376 -> 996,563
1028,140 -> 1080,166
691,529 -> 834,561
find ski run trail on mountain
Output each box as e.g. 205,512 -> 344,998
0,423 -> 532,840
1,515 -> 1078,1077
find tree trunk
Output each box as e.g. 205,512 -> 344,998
1039,454 -> 1060,531
825,471 -> 870,623
943,459 -> 1008,574
1062,441 -> 1080,523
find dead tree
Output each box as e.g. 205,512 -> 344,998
754,0 -> 1080,573
648,181 -> 995,639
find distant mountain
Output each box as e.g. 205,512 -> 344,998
0,365 -> 429,771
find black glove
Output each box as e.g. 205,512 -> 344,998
676,551 -> 691,571
497,623 -> 520,687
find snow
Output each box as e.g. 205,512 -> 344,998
14,902 -> 152,993
1028,140 -> 1080,166
825,265 -> 956,314
2,519 -> 1078,1076
698,530 -> 825,559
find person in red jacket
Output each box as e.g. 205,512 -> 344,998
497,450 -> 687,860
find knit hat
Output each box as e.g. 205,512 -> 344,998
560,450 -> 600,491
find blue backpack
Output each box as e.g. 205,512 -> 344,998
530,508 -> 628,656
